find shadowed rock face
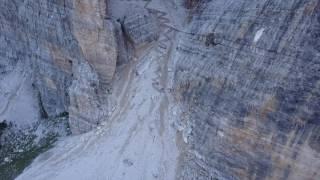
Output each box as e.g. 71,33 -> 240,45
0,0 -> 78,117
0,0 -> 118,134
184,0 -> 203,9
174,0 -> 320,179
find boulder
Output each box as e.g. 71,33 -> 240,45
122,6 -> 159,48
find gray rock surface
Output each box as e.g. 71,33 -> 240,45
71,0 -> 118,90
0,0 -> 118,133
173,0 -> 320,179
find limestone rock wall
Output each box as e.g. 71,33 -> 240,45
0,0 -> 78,118
174,0 -> 320,179
0,0 -> 118,134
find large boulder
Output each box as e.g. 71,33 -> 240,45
122,6 -> 160,49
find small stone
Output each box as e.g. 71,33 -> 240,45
4,157 -> 11,162
123,159 -> 134,167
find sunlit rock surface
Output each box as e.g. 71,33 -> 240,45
69,0 -> 118,134
71,0 -> 118,89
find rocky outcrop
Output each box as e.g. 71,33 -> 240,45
174,0 -> 320,179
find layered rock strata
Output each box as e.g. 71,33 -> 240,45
174,0 -> 320,179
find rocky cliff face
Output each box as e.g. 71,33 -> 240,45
1,0 -> 320,179
0,1 -> 120,177
173,0 -> 320,179
0,0 -> 119,134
